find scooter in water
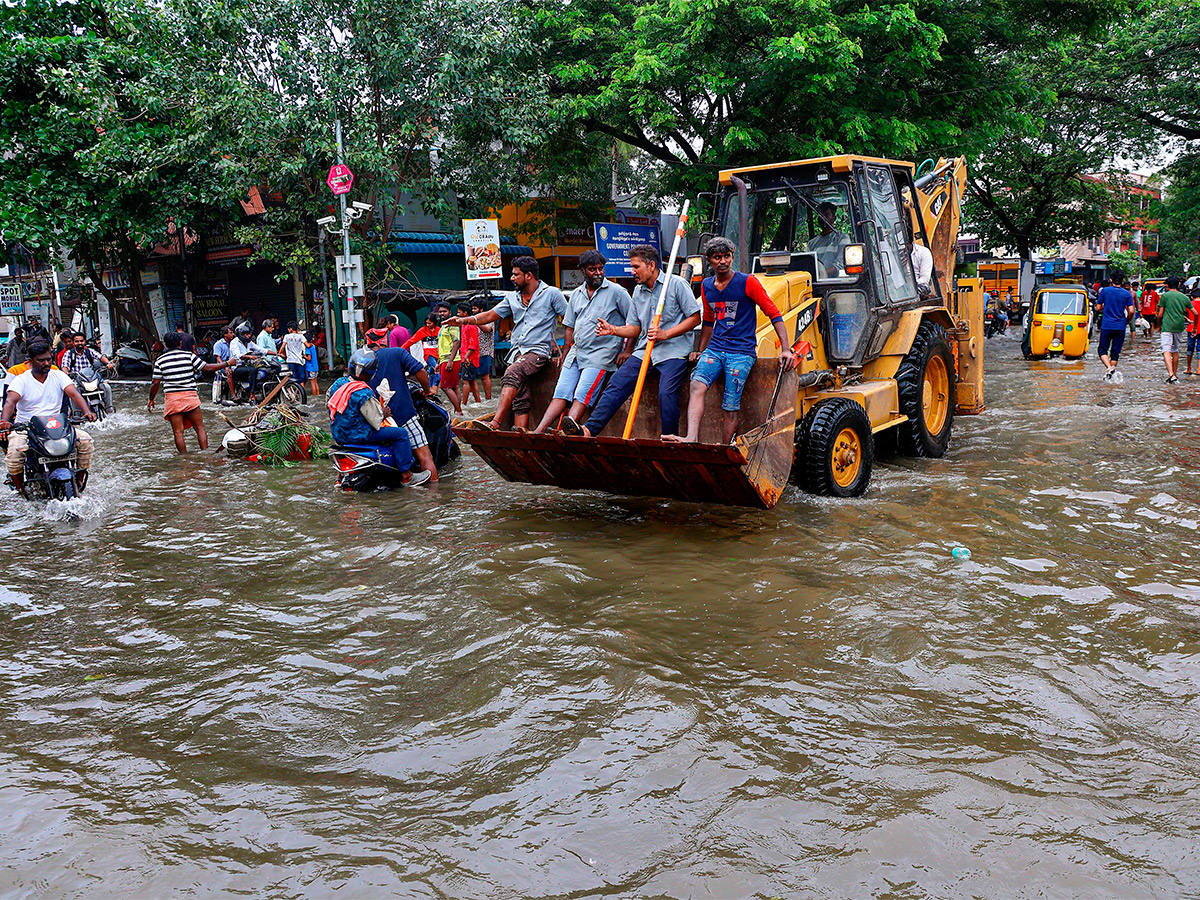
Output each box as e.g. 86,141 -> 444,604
984,308 -> 1009,338
69,366 -> 112,421
115,339 -> 152,376
5,414 -> 89,501
330,382 -> 459,491
217,356 -> 307,406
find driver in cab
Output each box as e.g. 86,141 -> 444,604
805,201 -> 851,276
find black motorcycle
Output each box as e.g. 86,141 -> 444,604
218,356 -> 307,406
8,414 -> 88,501
69,366 -> 111,421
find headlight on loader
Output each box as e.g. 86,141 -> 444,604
843,244 -> 865,274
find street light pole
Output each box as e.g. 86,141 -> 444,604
335,119 -> 358,356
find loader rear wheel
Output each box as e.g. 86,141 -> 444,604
897,321 -> 955,458
799,398 -> 873,497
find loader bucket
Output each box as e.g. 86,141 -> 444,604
454,358 -> 799,508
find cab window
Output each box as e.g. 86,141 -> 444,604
859,165 -> 919,305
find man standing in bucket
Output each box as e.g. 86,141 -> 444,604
579,244 -> 702,439
445,256 -> 566,431
533,250 -> 633,434
666,237 -> 795,445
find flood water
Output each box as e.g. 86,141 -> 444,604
3,331 -> 1200,899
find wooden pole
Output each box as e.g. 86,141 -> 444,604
622,203 -> 690,440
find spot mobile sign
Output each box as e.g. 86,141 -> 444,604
0,284 -> 21,316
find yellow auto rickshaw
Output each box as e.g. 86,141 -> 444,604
1022,283 -> 1091,359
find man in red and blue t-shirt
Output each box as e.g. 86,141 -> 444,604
667,237 -> 796,444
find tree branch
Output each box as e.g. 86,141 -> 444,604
581,119 -> 687,167
1065,89 -> 1200,140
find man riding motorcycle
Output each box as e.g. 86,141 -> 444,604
0,337 -> 97,493
229,323 -> 278,401
60,332 -> 116,413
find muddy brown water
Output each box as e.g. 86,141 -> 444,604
3,331 -> 1199,899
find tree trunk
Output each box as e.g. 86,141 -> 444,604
84,258 -> 160,353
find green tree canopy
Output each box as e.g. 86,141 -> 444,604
0,0 -> 248,342
530,0 -> 1135,199
166,0 -> 547,292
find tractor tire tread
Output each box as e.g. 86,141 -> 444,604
896,320 -> 956,458
801,397 -> 874,497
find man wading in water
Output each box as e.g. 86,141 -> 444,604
445,256 -> 566,431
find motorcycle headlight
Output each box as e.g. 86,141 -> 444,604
43,437 -> 71,456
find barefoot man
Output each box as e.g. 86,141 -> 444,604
445,257 -> 566,430
533,250 -> 632,434
666,237 -> 795,444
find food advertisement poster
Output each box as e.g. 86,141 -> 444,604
463,218 -> 503,281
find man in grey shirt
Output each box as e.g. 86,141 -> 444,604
5,327 -> 27,368
534,250 -> 633,434
582,244 -> 702,438
448,256 -> 566,430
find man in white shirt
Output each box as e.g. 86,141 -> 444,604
0,336 -> 96,493
230,324 -> 277,401
911,242 -> 934,298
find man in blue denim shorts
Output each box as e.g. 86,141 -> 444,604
666,237 -> 795,445
534,250 -> 632,433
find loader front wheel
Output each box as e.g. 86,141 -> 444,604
897,321 -> 955,458
800,398 -> 873,497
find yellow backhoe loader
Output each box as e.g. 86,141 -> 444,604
454,155 -> 984,507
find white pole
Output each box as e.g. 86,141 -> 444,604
335,119 -> 357,355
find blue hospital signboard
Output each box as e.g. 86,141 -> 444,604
594,223 -> 661,278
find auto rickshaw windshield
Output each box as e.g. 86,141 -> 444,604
1036,291 -> 1088,316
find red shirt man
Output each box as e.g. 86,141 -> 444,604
1141,286 -> 1160,318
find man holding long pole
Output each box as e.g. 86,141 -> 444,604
580,245 -> 701,439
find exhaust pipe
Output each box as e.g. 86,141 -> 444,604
730,174 -> 749,271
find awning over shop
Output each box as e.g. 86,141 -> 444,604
388,232 -> 533,257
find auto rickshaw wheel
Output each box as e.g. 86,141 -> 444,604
799,398 -> 873,497
897,321 -> 956,458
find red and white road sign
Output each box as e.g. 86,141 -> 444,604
326,164 -> 354,195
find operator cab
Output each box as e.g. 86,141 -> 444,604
710,157 -> 933,368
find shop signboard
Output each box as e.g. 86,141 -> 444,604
23,298 -> 48,328
97,295 -> 113,357
462,218 -> 503,280
148,286 -> 169,336
0,283 -> 21,316
205,242 -> 254,266
554,207 -> 599,247
193,291 -> 229,328
594,223 -> 661,278
102,269 -> 129,291
1033,260 -> 1073,275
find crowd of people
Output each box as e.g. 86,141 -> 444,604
321,243 -> 799,487
1094,273 -> 1200,383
